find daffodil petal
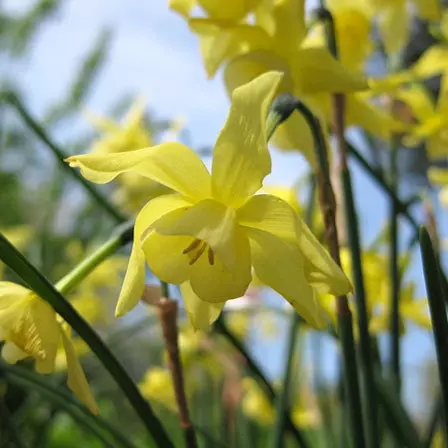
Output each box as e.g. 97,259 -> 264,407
198,0 -> 261,20
189,19 -> 271,78
0,296 -> 60,361
429,167 -> 448,185
115,194 -> 192,317
394,85 -> 435,123
293,47 -> 368,94
154,199 -> 238,269
377,4 -> 408,56
2,342 -> 28,364
189,227 -> 251,303
401,299 -> 432,329
211,71 -> 283,207
181,282 -> 225,330
237,194 -> 298,243
246,228 -> 327,329
66,143 -> 211,201
411,45 -> 448,80
61,326 -> 99,415
296,218 -> 352,296
0,282 -> 30,310
169,0 -> 195,18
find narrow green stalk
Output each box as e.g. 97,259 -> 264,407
340,166 -> 379,447
0,232 -> 175,448
389,141 -> 401,393
375,371 -> 423,448
347,143 -> 418,233
214,318 -> 309,448
273,177 -> 316,448
420,227 -> 448,441
1,361 -> 136,448
0,91 -> 127,224
56,220 -> 133,294
274,94 -> 366,448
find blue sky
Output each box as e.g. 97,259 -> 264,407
5,0 -> 444,418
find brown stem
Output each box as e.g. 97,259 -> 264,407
159,298 -> 198,448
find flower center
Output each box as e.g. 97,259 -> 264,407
182,238 -> 215,266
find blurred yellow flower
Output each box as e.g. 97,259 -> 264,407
394,79 -> 448,160
139,367 -> 177,411
0,282 -> 98,414
241,377 -> 275,425
86,98 -> 173,213
68,72 -> 351,331
428,168 -> 448,208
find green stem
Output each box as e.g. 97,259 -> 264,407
214,318 -> 309,448
419,227 -> 448,442
340,165 -> 379,447
0,91 -> 127,224
424,396 -> 442,448
0,231 -> 174,448
56,221 -> 133,294
375,371 -> 423,448
389,140 -> 401,393
1,361 -> 136,448
275,95 -> 366,448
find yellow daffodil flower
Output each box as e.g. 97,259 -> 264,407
185,0 -> 405,165
86,98 -> 173,213
241,377 -> 275,425
67,72 -> 351,331
394,79 -> 448,159
0,226 -> 31,280
0,282 -> 98,414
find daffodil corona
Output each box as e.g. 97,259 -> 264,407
67,72 -> 351,330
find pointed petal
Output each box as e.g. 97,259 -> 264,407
377,4 -> 408,56
293,47 -> 368,94
211,71 -> 283,207
61,326 -> 99,415
296,218 -> 352,296
115,194 -> 192,317
198,0 -> 261,21
247,228 -> 327,329
411,45 -> 448,80
189,19 -> 271,78
237,194 -> 298,243
0,282 -> 30,310
181,282 -> 224,330
169,0 -> 195,18
224,50 -> 293,97
66,143 -> 211,201
2,342 -> 28,364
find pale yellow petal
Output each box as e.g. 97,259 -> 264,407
169,0 -> 195,18
377,4 -> 408,55
115,194 -> 192,317
198,0 -> 261,20
293,47 -> 368,94
212,71 -> 283,207
61,326 -> 99,415
0,282 -> 30,310
247,228 -> 327,329
296,219 -> 352,296
2,342 -> 28,364
411,45 -> 448,79
237,194 -> 298,243
181,282 -> 225,330
66,143 -> 211,201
